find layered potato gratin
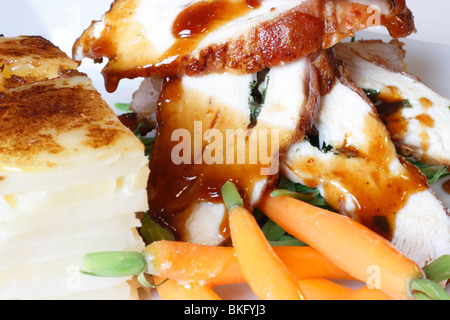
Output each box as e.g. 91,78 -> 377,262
0,36 -> 149,299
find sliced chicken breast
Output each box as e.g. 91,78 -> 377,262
282,58 -> 450,267
147,56 -> 317,245
72,0 -> 415,92
336,41 -> 450,166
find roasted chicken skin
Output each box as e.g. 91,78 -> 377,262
73,0 -> 415,92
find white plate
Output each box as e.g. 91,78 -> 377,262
1,0 -> 449,299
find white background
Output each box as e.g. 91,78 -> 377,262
2,0 -> 450,105
2,0 -> 450,46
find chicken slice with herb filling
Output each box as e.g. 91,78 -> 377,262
147,56 -> 317,245
335,40 -> 450,166
72,0 -> 415,92
282,53 -> 450,267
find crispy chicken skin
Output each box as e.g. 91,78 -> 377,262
72,0 -> 415,92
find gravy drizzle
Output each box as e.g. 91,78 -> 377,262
162,0 -> 262,64
293,112 -> 428,240
443,179 -> 450,195
147,77 -> 277,240
91,0 -> 263,92
144,1 -> 269,240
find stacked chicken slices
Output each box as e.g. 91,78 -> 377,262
0,36 -> 149,300
73,0 -> 449,269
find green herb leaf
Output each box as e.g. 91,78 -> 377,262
81,252 -> 146,278
362,88 -> 380,100
261,219 -> 287,242
140,136 -> 154,158
270,189 -> 315,202
249,73 -> 270,125
221,181 -> 244,211
399,99 -> 413,108
260,214 -> 307,247
269,237 -> 307,247
275,178 -> 335,211
424,255 -> 450,283
114,103 -> 131,113
293,183 -> 318,194
277,177 -> 297,192
320,142 -> 334,153
407,158 -> 449,184
428,166 -> 449,185
140,214 -> 175,244
134,122 -> 154,158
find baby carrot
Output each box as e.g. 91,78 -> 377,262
259,193 -> 424,300
143,240 -> 353,285
297,279 -> 353,300
222,182 -> 305,300
343,286 -> 393,300
274,246 -> 354,282
143,240 -> 236,284
216,246 -> 354,285
153,276 -> 221,300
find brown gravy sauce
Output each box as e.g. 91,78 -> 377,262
172,0 -> 261,39
381,8 -> 415,39
99,0 -> 262,92
443,179 -> 450,195
294,112 -> 428,240
110,1 -> 415,241
373,86 -> 409,141
146,77 -> 276,240
140,0 -> 270,240
161,0 -> 262,72
373,87 -> 435,154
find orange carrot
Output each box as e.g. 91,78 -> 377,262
229,205 -> 305,300
143,240 -> 353,286
259,194 -> 424,300
153,276 -> 221,300
216,245 -> 354,285
274,246 -> 354,282
297,280 -> 392,300
298,279 -> 353,300
343,286 -> 393,300
221,181 -> 305,300
143,240 -> 237,284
